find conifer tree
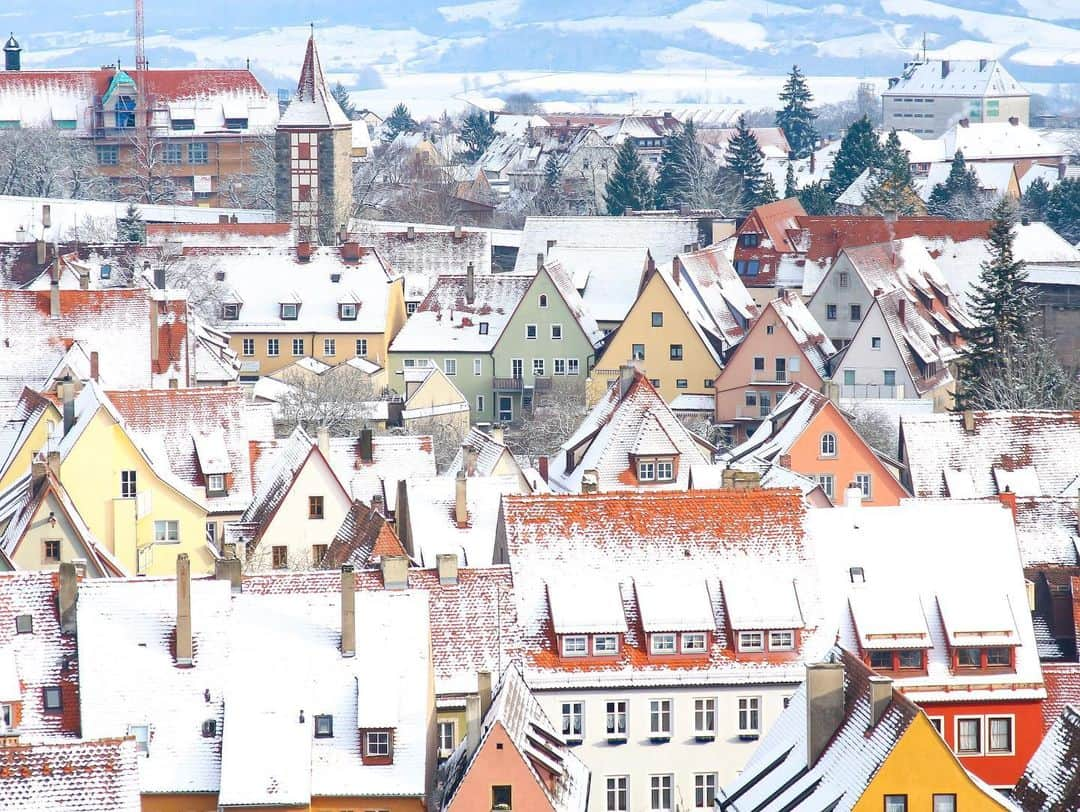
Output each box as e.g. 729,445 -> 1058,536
798,180 -> 833,215
605,139 -> 653,215
331,82 -> 356,120
384,103 -> 417,140
1021,176 -> 1051,222
460,111 -> 496,161
760,173 -> 779,205
861,130 -> 923,215
534,155 -> 566,215
725,115 -> 770,213
825,116 -> 877,201
956,198 -> 1038,408
927,150 -> 982,217
117,203 -> 144,244
1046,178 -> 1080,243
784,162 -> 797,199
654,120 -> 698,210
775,65 -> 818,159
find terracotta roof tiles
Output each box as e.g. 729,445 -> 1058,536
0,737 -> 140,812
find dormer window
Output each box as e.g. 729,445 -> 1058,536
224,117 -> 248,130
129,724 -> 149,753
42,686 -> 62,713
768,630 -> 795,650
547,579 -> 628,661
172,118 -> 195,131
593,635 -> 619,655
649,633 -> 677,654
280,303 -> 300,320
314,714 -> 333,738
222,303 -> 240,320
339,302 -> 358,320
681,632 -> 707,653
739,232 -> 760,248
562,635 -> 588,657
362,729 -> 393,764
206,474 -> 226,495
479,322 -> 489,335
738,631 -> 764,652
939,592 -> 1017,673
15,614 -> 32,634
637,457 -> 675,482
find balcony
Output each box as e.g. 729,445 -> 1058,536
493,377 -> 523,391
839,383 -> 906,400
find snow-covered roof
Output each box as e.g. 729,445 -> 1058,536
723,384 -> 840,467
1014,704 -> 1080,809
0,737 -> 141,812
723,577 -> 804,631
864,288 -> 957,396
770,293 -> 836,379
547,578 -> 628,634
546,245 -> 649,324
326,434 -> 436,505
231,426 -> 319,543
448,426 -> 515,479
849,590 -> 932,651
77,575 -> 431,800
884,59 -> 1027,99
277,35 -> 350,129
808,500 -> 1044,703
547,370 -> 712,493
636,579 -> 714,632
514,215 -> 698,273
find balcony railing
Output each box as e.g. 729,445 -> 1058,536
839,383 -> 906,400
492,376 -> 554,392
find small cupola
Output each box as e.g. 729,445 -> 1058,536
3,34 -> 20,72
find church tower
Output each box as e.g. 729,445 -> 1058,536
275,34 -> 353,244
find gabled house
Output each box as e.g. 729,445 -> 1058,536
809,499 -> 1046,788
0,737 -> 141,811
545,245 -> 653,333
326,430 -> 438,505
832,288 -> 959,410
714,292 -> 836,444
719,649 -> 1015,810
397,365 -> 471,446
450,426 -> 530,492
319,499 -> 407,570
437,667 -> 589,812
1013,704 -> 1080,809
808,236 -> 974,349
546,367 -> 714,493
389,263 -> 602,424
590,246 -> 756,405
730,197 -> 807,301
723,383 -> 909,506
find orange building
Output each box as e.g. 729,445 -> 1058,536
724,382 -> 908,505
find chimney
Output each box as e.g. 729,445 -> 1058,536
941,60 -> 950,79
214,556 -> 242,592
536,252 -> 545,272
998,486 -> 1017,522
341,241 -> 361,262
581,469 -> 599,494
58,561 -> 78,635
455,469 -> 468,526
672,255 -> 682,286
465,262 -> 475,305
806,661 -> 845,768
218,214 -> 229,225
868,675 -> 892,729
380,555 -> 409,591
296,241 -> 313,261
47,450 -> 60,479
844,483 -> 863,508
465,694 -> 482,759
477,670 -> 493,718
979,58 -> 988,71
406,226 -> 416,241
61,379 -> 75,436
463,444 -> 478,476
1008,116 -> 1019,126
618,364 -> 636,400
437,553 -> 459,586
31,454 -> 48,486
537,455 -> 549,483
489,424 -> 504,445
176,553 -> 193,667
958,117 -> 970,128
317,426 -> 330,459
37,239 -> 46,265
779,453 -> 792,468
78,271 -> 89,291
962,410 -> 975,433
89,351 -> 99,382
359,427 -> 373,463
42,204 -> 51,228
340,565 -> 356,657
49,277 -> 60,318
453,225 -> 463,242
897,299 -> 906,325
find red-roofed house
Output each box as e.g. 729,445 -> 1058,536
730,197 -> 807,299
0,64 -> 277,206
0,736 -> 141,811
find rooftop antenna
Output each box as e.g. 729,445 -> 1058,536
134,0 -> 147,72
921,32 -> 927,63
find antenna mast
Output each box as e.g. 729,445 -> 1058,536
135,0 -> 148,71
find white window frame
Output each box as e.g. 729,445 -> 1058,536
738,696 -> 761,737
291,338 -> 305,357
476,395 -> 485,414
856,473 -> 872,500
153,520 -> 179,543
649,698 -> 672,737
820,432 -> 837,457
526,323 -> 538,340
838,271 -> 849,288
473,358 -> 482,376
323,338 -> 336,356
437,719 -> 456,755
538,294 -> 548,308
120,469 -> 137,499
567,358 -> 580,375
593,635 -> 619,655
650,632 -> 676,655
606,775 -> 629,811
638,460 -> 655,481
933,794 -> 957,812
128,724 -> 150,753
656,460 -> 674,481
533,358 -> 545,377
769,630 -> 795,650
280,302 -> 299,320
551,323 -> 563,340
561,701 -> 584,740
365,730 -> 390,756
694,698 -> 717,737
222,303 -> 239,320
987,715 -> 1014,755
562,635 -> 588,657
650,774 -> 674,812
444,358 -> 457,376
682,632 -> 707,653
605,700 -> 628,739
871,336 -> 882,350
694,773 -> 718,810
241,338 -> 255,356
955,715 -> 982,755
207,474 -> 225,493
339,302 -> 357,320
816,474 -> 835,499
927,715 -> 945,736
554,358 -> 566,375
738,631 -> 764,652
267,338 -> 279,357
355,338 -> 368,357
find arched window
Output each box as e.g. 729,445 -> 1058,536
539,294 -> 548,308
820,432 -> 837,457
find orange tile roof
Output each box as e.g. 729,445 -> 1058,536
795,216 -> 991,262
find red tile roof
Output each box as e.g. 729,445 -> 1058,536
794,216 -> 991,263
321,500 -> 406,568
748,198 -> 807,252
0,737 -> 140,812
0,68 -> 268,101
146,223 -> 292,239
1040,663 -> 1080,733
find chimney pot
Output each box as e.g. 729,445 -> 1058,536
618,364 -> 636,400
962,410 -> 975,433
536,252 -> 544,272
455,469 -> 468,526
806,661 -> 845,768
317,426 -> 331,459
340,565 -> 356,657
868,675 -> 892,729
998,487 -> 1017,522
477,670 -> 493,718
214,556 -> 242,592
537,455 -> 549,483
49,278 -> 61,318
454,225 -> 463,241
380,555 -> 409,591
465,262 -> 476,305
176,553 -> 193,667
58,561 -> 78,634
436,553 -> 459,586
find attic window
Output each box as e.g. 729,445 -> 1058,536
339,303 -> 358,320
224,117 -> 248,130
42,686 -> 62,713
739,233 -> 760,248
201,719 -> 217,738
479,322 -> 489,335
314,714 -> 333,738
129,724 -> 149,753
15,614 -> 32,634
222,303 -> 240,320
206,474 -> 226,495
172,118 -> 195,131
100,264 -> 112,280
362,729 -> 393,762
637,457 -> 675,483
280,303 -> 300,320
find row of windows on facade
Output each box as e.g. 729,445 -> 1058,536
96,142 -> 210,166
868,645 -> 1014,673
560,695 -> 766,744
751,354 -> 802,382
240,337 -> 370,359
402,357 -> 582,379
121,469 -> 228,501
811,472 -> 874,501
886,796 -> 958,812
630,343 -> 686,361
559,629 -> 796,659
929,714 -> 1015,757
603,772 -> 721,811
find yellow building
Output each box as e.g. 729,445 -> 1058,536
588,250 -> 754,405
719,648 -> 1014,811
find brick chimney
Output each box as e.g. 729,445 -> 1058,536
176,553 -> 193,667
465,262 -> 475,305
455,469 -> 468,526
998,486 -> 1017,522
49,270 -> 61,318
962,410 -> 975,433
537,455 -> 549,483
89,351 -> 99,383
806,661 -> 845,767
672,255 -> 682,286
465,694 -> 482,760
340,565 -> 356,658
477,670 -> 492,718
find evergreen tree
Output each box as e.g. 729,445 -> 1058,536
957,198 -> 1038,409
775,65 -> 819,159
460,111 -> 496,162
331,82 -> 356,120
825,116 -> 877,200
725,115 -> 770,213
861,130 -> 924,216
384,103 -> 417,140
1046,178 -> 1080,243
927,150 -> 982,218
605,139 -> 653,215
654,120 -> 701,210
798,180 -> 834,215
784,162 -> 797,199
1021,176 -> 1051,222
760,172 -> 779,205
117,203 -> 144,244
534,155 -> 566,215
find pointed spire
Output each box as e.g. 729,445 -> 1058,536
278,32 -> 349,129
